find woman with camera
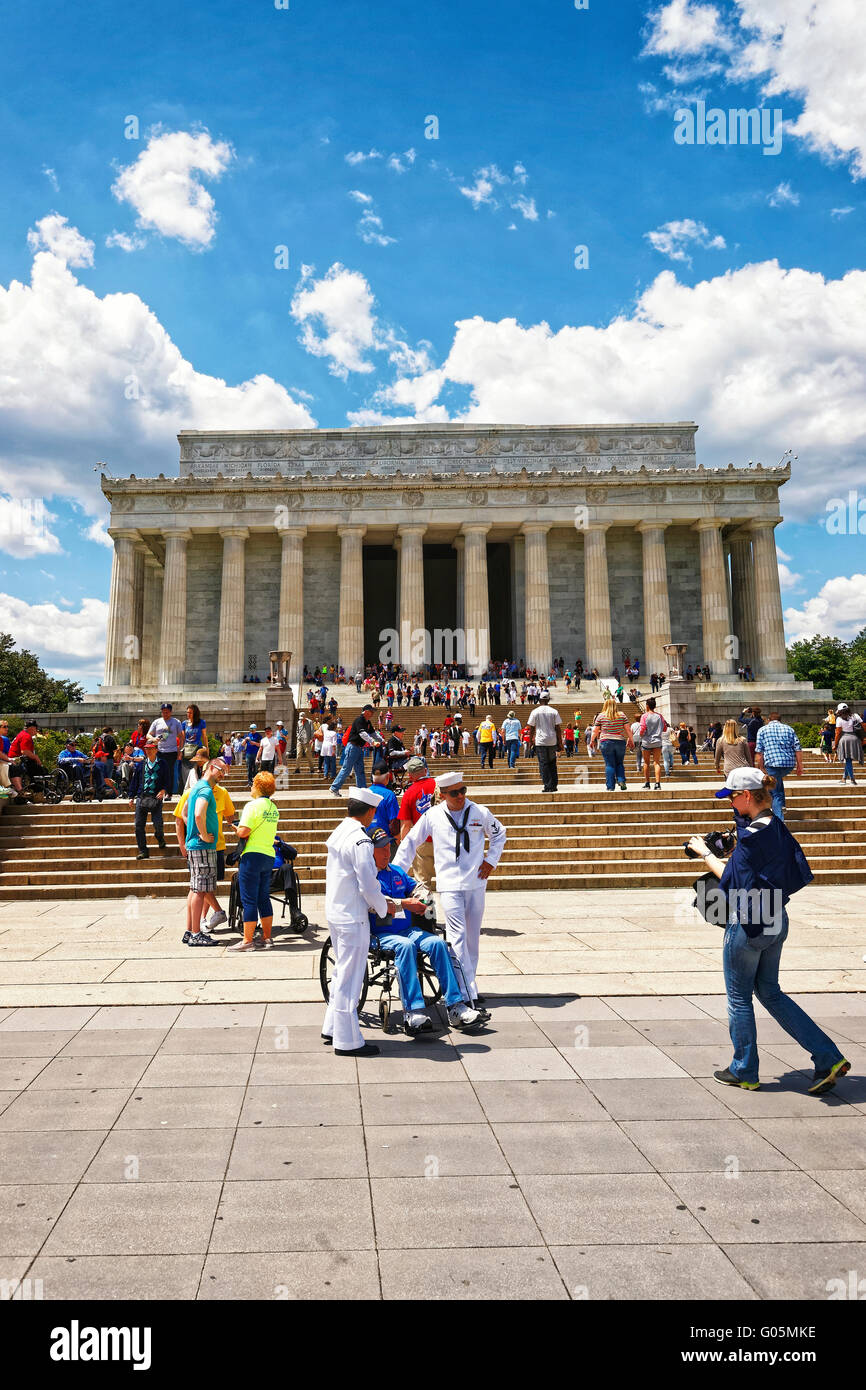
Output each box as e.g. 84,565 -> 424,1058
688,766 -> 850,1096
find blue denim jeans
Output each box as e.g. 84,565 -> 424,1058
723,915 -> 843,1083
321,754 -> 336,780
331,742 -> 367,791
506,739 -> 519,768
238,851 -> 273,923
763,764 -> 793,820
600,740 -> 626,790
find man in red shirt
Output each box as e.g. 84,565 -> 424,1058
397,756 -> 437,889
9,719 -> 45,801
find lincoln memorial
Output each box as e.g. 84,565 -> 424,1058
97,422 -> 794,698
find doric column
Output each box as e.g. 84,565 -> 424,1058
103,530 -> 139,687
337,526 -> 366,674
452,535 -> 465,633
158,530 -> 191,688
729,532 -> 757,672
398,524 -> 426,668
462,523 -> 491,676
130,543 -> 147,686
140,554 -> 164,687
217,528 -> 249,686
751,520 -> 790,677
278,527 -> 306,683
522,523 -> 552,674
583,524 -> 613,673
636,522 -> 672,674
695,520 -> 734,677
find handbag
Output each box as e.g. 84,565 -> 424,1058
692,871 -> 729,927
137,793 -> 160,812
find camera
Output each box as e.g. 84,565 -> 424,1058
683,826 -> 737,860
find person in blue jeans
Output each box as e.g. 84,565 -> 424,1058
754,714 -> 803,821
688,766 -> 850,1095
330,706 -> 384,796
501,711 -> 521,769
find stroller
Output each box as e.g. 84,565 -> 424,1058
228,837 -> 309,938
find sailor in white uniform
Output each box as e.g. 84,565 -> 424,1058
392,770 -> 506,1004
323,786 -> 400,1056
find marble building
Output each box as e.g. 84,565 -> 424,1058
97,422 -> 793,695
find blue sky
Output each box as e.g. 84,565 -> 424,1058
0,0 -> 864,688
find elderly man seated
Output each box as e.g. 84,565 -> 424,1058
367,828 -> 488,1035
57,738 -> 90,792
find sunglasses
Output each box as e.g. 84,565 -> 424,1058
445,786 -> 467,795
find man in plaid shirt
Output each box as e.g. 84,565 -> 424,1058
755,713 -> 803,821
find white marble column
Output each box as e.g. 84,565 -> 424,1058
158,530 -> 191,688
583,524 -> 613,673
278,527 -> 306,683
337,525 -> 366,674
729,532 -> 757,672
695,520 -> 735,677
140,554 -> 163,687
217,528 -> 248,686
462,523 -> 491,676
103,529 -> 139,687
452,535 -> 465,633
398,524 -> 426,668
636,522 -> 672,674
751,520 -> 790,677
130,543 -> 147,686
522,523 -> 552,674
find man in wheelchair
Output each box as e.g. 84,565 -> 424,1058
368,828 -> 489,1035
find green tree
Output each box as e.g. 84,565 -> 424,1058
0,633 -> 84,713
786,634 -> 850,691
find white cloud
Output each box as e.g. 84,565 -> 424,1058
27,214 -> 94,268
105,230 -> 148,252
348,190 -> 374,205
0,234 -> 315,515
511,195 -> 538,222
643,0 -> 733,57
374,258 -> 866,519
459,168 -> 503,210
290,263 -> 431,381
0,497 -> 62,559
831,206 -> 854,219
768,181 -> 800,207
0,592 -> 109,682
345,149 -> 383,165
784,574 -> 866,643
43,166 -> 59,192
644,1 -> 866,180
645,218 -> 726,263
458,163 -> 545,221
348,191 -> 396,245
84,519 -> 114,549
387,149 -> 416,173
111,129 -> 235,250
777,561 -> 801,590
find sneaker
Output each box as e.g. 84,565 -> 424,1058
405,1011 -> 429,1030
207,910 -> 228,929
643,781 -> 650,789
181,930 -> 192,944
713,1067 -> 759,1090
226,938 -> 257,952
329,787 -> 342,797
448,1003 -> 485,1029
188,932 -> 221,947
654,782 -> 661,790
136,850 -> 150,860
619,783 -> 627,791
808,1058 -> 851,1096
259,937 -> 274,950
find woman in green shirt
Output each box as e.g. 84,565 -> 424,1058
228,771 -> 280,952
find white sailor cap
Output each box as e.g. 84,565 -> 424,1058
436,770 -> 465,790
348,786 -> 381,807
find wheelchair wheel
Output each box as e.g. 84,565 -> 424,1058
379,995 -> 392,1033
291,912 -> 309,935
319,937 -> 369,1008
418,954 -> 443,1004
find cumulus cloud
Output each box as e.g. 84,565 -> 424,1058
0,497 -> 62,559
105,230 -> 148,252
644,1 -> 866,180
290,263 -> 431,380
387,149 -> 416,174
458,163 -> 545,221
27,214 -> 94,268
784,574 -> 866,643
111,129 -> 235,249
345,149 -> 383,165
348,191 -> 396,246
0,232 -> 315,515
645,218 -> 726,263
0,592 -> 109,683
83,519 -> 114,549
370,259 -> 866,519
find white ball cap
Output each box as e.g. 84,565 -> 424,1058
349,786 -> 381,808
436,770 -> 465,789
249,724 -> 257,730
714,766 -> 766,799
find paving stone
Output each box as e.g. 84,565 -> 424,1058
0,1007 -> 97,1032
226,1126 -> 367,1181
247,1052 -> 364,1086
0,1032 -> 73,1057
721,1242 -> 866,1301
474,1079 -> 608,1124
29,1055 -> 151,1091
631,1019 -> 732,1046
551,1244 -> 758,1300
198,1250 -> 379,1299
344,1042 -> 464,1084
359,1082 -> 484,1127
173,1004 -> 267,1029
456,1046 -> 577,1083
695,1073 -> 854,1118
83,1128 -> 235,1183
657,1045 -> 746,1077
0,1089 -> 132,1132
524,999 -> 620,1021
608,998 -> 709,1021
240,1084 -> 361,1128
0,1057 -> 52,1090
0,1129 -> 106,1184
372,1176 -> 542,1250
41,1181 -> 222,1256
566,1045 -> 689,1080
27,1254 -> 204,1300
84,1006 -> 181,1030
139,1053 -> 253,1089
379,1247 -> 568,1300
255,1025 -> 339,1054
0,1183 -> 74,1256
210,1179 -> 374,1253
665,1171 -> 866,1243
60,1029 -> 168,1057
117,1086 -> 247,1130
621,1119 -> 796,1172
749,1118 -> 866,1170
518,1173 -> 707,1245
805,1170 -> 866,1225
585,1078 -> 741,1122
365,1123 -> 509,1178
262,1002 -> 335,1027
494,1121 -> 653,1175
534,1019 -> 647,1050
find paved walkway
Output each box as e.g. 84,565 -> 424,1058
1,993 -> 865,1300
0,888 -> 862,1008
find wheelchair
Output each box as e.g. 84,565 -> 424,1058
227,840 -> 310,938
12,760 -> 70,805
319,914 -> 457,1035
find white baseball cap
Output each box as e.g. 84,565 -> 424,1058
714,766 -> 766,799
249,724 -> 257,730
